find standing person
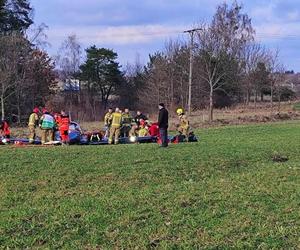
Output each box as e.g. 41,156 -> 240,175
158,103 -> 169,147
40,109 -> 55,144
104,108 -> 113,138
109,107 -> 122,145
59,110 -> 70,144
121,108 -> 132,137
176,108 -> 190,140
28,107 -> 40,144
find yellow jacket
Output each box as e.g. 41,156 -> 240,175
179,115 -> 189,129
28,113 -> 39,127
104,112 -> 113,126
111,112 -> 122,128
138,127 -> 149,137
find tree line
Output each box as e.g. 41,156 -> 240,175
0,1 -> 295,124
0,0 -> 56,122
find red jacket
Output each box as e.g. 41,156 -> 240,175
149,123 -> 159,137
0,121 -> 10,136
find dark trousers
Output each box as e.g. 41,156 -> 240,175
159,128 -> 168,147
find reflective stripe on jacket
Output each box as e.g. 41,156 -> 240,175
41,114 -> 55,129
111,112 -> 122,128
180,115 -> 189,129
122,113 -> 132,125
28,113 -> 39,127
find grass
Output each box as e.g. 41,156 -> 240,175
0,122 -> 299,249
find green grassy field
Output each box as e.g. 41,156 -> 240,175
0,122 -> 299,249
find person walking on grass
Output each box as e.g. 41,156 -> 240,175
158,103 -> 169,148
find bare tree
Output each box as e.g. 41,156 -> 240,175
56,34 -> 82,115
0,34 -> 30,120
56,34 -> 82,79
195,2 -> 255,121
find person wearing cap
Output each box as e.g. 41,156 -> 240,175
158,103 -> 169,147
39,108 -> 55,144
176,108 -> 190,140
28,107 -> 40,144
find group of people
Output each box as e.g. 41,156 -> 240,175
28,108 -> 71,144
0,103 -> 190,147
104,107 -> 157,145
103,103 -> 190,147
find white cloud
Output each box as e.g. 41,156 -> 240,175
47,24 -> 186,46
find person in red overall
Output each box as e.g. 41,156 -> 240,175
0,119 -> 11,141
59,111 -> 70,144
149,122 -> 160,137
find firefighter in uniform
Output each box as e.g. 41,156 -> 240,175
28,107 -> 40,144
176,108 -> 190,139
109,107 -> 122,145
121,108 -> 132,137
59,110 -> 70,144
104,108 -> 113,138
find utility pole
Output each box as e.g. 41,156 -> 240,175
184,28 -> 202,116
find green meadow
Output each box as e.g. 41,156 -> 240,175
0,122 -> 299,249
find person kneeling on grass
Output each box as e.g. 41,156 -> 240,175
0,119 -> 10,143
138,120 -> 149,137
176,108 -> 190,141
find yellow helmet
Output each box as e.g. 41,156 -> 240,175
176,108 -> 184,115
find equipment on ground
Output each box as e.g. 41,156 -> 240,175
4,121 -> 198,146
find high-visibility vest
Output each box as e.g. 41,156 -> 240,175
40,114 -> 55,129
111,112 -> 122,128
138,127 -> 149,137
28,113 -> 38,127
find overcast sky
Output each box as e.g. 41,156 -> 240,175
30,0 -> 300,71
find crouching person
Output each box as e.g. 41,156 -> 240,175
0,119 -> 10,143
109,107 -> 122,145
59,110 -> 70,145
40,109 -> 55,144
176,108 -> 190,141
